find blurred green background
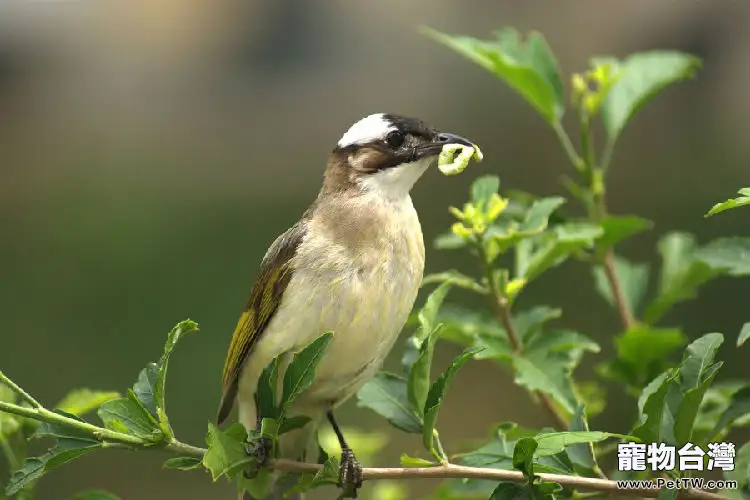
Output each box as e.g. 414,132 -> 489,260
1,1 -> 749,498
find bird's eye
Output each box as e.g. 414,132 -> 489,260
385,131 -> 405,149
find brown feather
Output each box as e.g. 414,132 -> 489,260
216,220 -> 308,425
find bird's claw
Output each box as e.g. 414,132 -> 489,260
337,447 -> 363,498
242,435 -> 271,479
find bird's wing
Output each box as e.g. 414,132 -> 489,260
216,220 -> 307,425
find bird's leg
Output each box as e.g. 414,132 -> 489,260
326,411 -> 363,498
243,414 -> 272,478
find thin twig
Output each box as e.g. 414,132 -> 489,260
535,390 -> 569,431
269,460 -> 729,500
479,250 -> 521,353
573,109 -> 635,333
553,123 -> 584,172
493,293 -> 522,354
602,250 -> 635,330
478,244 -> 569,429
0,370 -> 41,409
0,396 -> 730,500
495,296 -> 568,429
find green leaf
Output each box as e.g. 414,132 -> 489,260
400,453 -> 435,468
631,370 -> 678,443
693,381 -> 750,441
608,326 -> 686,389
657,232 -> 697,288
35,412 -> 92,441
162,456 -> 203,471
434,232 -> 467,250
723,441 -> 750,488
284,456 -> 340,495
522,330 -> 600,382
739,323 -> 750,348
664,333 -> 725,444
416,282 -> 454,343
280,332 -> 334,411
566,406 -> 596,472
705,188 -> 750,217
202,422 -> 253,481
592,256 -> 649,316
131,363 -> 159,419
256,358 -> 280,421
408,326 -> 441,418
518,198 -> 566,234
680,332 -> 723,390
238,467 -> 271,498
470,306 -> 563,360
595,215 -> 652,256
5,438 -> 101,496
617,326 -> 686,367
512,438 -> 538,478
534,431 -> 626,457
645,232 -> 720,323
674,362 -> 722,444
259,417 -> 279,442
356,372 -> 422,433
523,223 -> 602,281
515,307 -> 563,340
513,354 -> 578,414
424,27 -> 564,125
422,271 -> 488,295
153,319 -> 199,434
526,330 -> 600,358
422,348 -> 483,455
278,415 -> 312,435
601,51 -> 700,143
434,306 -> 506,347
71,490 -> 122,500
471,175 -> 500,208
97,392 -> 162,441
54,389 -> 120,417
695,237 -> 750,277
490,482 -> 535,500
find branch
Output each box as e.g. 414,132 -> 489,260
0,395 -> 729,500
269,460 -> 729,500
0,370 -> 41,409
0,399 -> 206,461
553,122 -> 584,172
479,249 -> 521,353
494,297 -> 568,430
479,254 -> 569,430
572,109 -> 636,332
602,250 -> 635,330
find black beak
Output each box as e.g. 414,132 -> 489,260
414,132 -> 475,160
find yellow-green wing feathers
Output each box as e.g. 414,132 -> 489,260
216,221 -> 307,425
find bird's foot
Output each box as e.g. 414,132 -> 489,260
337,447 -> 363,499
243,433 -> 271,479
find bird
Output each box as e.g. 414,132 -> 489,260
216,113 -> 475,498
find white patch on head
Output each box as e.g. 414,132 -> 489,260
338,113 -> 395,148
358,157 -> 433,201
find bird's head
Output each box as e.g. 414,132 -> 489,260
321,113 -> 474,201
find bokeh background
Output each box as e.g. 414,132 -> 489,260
1,1 -> 749,499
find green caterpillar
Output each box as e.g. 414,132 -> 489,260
437,143 -> 483,175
